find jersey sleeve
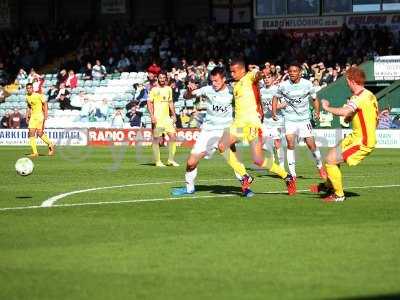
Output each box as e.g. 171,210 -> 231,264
192,86 -> 207,97
41,94 -> 47,103
346,95 -> 362,112
308,82 -> 317,99
274,84 -> 283,98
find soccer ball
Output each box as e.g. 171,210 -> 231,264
15,157 -> 34,176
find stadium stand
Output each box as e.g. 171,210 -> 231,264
0,22 -> 399,129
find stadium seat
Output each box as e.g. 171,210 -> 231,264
185,100 -> 194,107
93,80 -> 101,87
84,80 -> 93,87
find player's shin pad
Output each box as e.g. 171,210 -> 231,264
225,150 -> 247,177
29,137 -> 38,154
262,158 -> 288,179
325,163 -> 344,197
40,134 -> 52,146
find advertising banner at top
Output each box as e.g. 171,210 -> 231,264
255,14 -> 400,33
255,15 -> 344,31
374,56 -> 400,81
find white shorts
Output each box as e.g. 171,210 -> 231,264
284,120 -> 313,138
191,129 -> 224,158
262,123 -> 284,140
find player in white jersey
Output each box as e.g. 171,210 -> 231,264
172,67 -> 252,196
260,70 -> 286,168
272,63 -> 327,181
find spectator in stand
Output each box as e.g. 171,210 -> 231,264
301,62 -> 312,80
65,70 -> 78,89
147,60 -> 161,76
95,99 -> 110,121
331,69 -> 340,82
57,69 -> 68,86
80,97 -> 94,122
32,76 -> 44,93
171,74 -> 183,102
378,108 -> 393,129
1,112 -> 10,128
312,62 -> 326,83
134,82 -> 148,107
27,68 -> 40,84
70,91 -> 85,109
56,82 -> 72,110
83,62 -> 93,80
111,108 -> 125,128
391,115 -> 400,129
16,68 -> 27,85
9,108 -> 22,128
47,85 -> 59,102
117,53 -> 131,72
313,79 -> 322,92
320,67 -> 333,85
106,54 -> 116,73
92,60 -> 107,80
126,102 -> 143,128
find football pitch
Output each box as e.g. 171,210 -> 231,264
0,146 -> 399,300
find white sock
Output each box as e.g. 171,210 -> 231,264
287,149 -> 296,177
185,168 -> 197,193
312,148 -> 323,169
276,146 -> 285,169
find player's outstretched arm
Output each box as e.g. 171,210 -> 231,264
169,98 -> 177,124
26,105 -> 31,123
147,99 -> 156,124
42,101 -> 48,120
321,99 -> 355,120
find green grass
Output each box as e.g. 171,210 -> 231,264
0,145 -> 400,300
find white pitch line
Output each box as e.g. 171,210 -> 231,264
41,178 -> 235,208
0,183 -> 398,212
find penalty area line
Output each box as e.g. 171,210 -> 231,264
0,183 -> 398,212
40,178 -> 236,208
0,194 -> 235,212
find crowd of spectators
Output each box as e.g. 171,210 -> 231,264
0,21 -> 399,129
378,108 -> 400,129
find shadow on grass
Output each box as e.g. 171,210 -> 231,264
254,173 -> 319,180
309,190 -> 361,200
16,196 -> 33,199
171,184 -> 242,196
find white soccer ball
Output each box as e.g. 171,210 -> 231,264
15,157 -> 34,176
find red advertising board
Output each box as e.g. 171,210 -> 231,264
88,128 -> 201,147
